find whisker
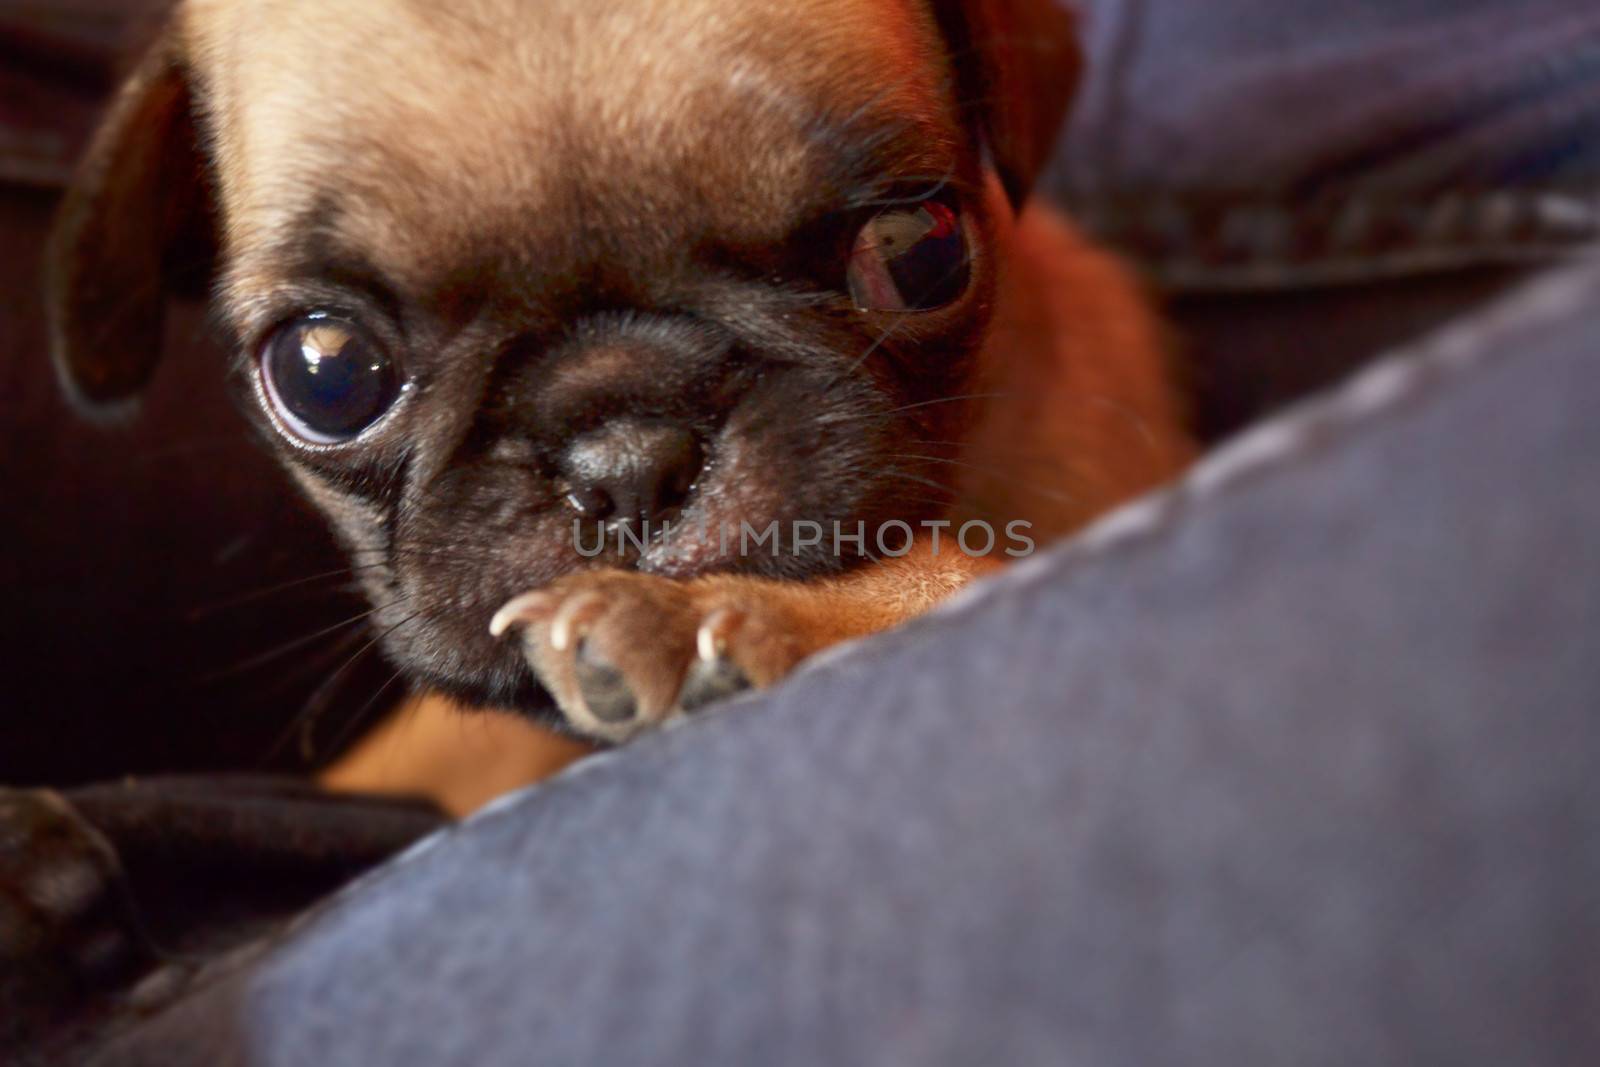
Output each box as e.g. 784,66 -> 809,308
875,467 -> 959,498
338,545 -> 515,568
194,596 -> 410,684
833,249 -> 978,384
815,391 -> 1012,427
885,453 -> 1081,505
845,168 -> 960,210
246,628 -> 369,707
1077,395 -> 1162,457
318,665 -> 413,764
264,608 -> 424,767
187,562 -> 389,620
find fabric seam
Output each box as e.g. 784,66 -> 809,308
95,257 -> 1600,1042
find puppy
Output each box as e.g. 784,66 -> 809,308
48,0 -> 1192,766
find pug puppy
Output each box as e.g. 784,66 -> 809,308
47,0 -> 1193,750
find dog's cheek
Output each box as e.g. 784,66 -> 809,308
698,365 -> 948,560
281,461 -> 385,555
387,465 -> 581,666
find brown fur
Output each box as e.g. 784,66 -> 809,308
50,0 -> 1192,808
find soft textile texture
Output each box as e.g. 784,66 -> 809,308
85,257 -> 1600,1066
1053,0 -> 1600,439
2,0 -> 1597,1060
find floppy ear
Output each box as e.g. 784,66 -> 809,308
45,30 -> 216,417
932,0 -> 1082,209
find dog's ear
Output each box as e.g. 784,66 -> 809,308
45,29 -> 216,417
932,0 -> 1082,208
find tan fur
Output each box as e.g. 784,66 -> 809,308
323,694 -> 590,818
181,0 -> 957,326
488,178 -> 1189,747
330,180 -> 1191,771
967,192 -> 1196,537
56,0 -> 1194,812
230,0 -> 1187,801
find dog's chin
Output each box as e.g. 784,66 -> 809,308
369,415 -> 948,721
422,662 -> 564,728
376,506 -> 882,726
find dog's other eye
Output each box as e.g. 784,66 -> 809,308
260,316 -> 401,444
846,201 -> 969,312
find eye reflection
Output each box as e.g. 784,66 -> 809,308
261,316 -> 401,444
847,201 -> 970,312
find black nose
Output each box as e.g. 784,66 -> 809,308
561,420 -> 704,531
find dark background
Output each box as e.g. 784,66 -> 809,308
3,0 -> 1592,785
1,2 -> 392,783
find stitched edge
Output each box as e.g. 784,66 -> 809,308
96,256 -> 1600,1045
1069,189 -> 1600,292
909,253 -> 1600,630
104,751 -> 646,1037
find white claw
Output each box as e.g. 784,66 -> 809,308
696,608 -> 741,663
551,612 -> 576,653
551,593 -> 608,653
696,624 -> 720,664
489,592 -> 555,639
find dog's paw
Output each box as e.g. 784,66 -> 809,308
492,571 -> 813,740
0,789 -> 151,1044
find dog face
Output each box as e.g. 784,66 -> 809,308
49,0 -> 1079,719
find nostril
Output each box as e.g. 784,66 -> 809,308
561,420 -> 705,529
565,483 -> 615,520
651,433 -> 703,512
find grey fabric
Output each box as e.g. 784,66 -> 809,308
88,259 -> 1600,1066
1052,0 -> 1600,288
1044,0 -> 1600,442
8,0 -> 1598,1061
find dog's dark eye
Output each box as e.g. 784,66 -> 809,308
260,316 -> 401,444
846,201 -> 969,312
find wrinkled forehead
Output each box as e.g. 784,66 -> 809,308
184,0 -> 960,300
